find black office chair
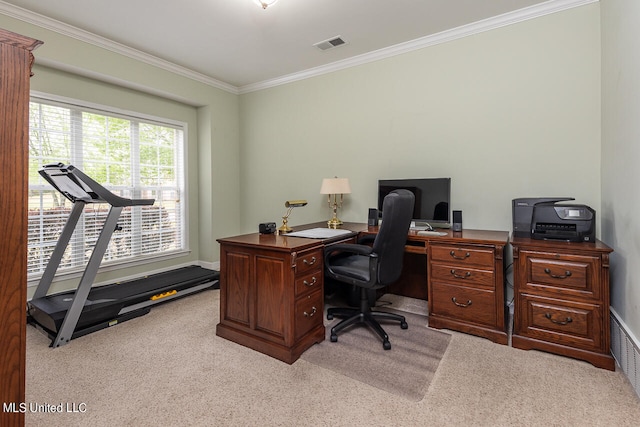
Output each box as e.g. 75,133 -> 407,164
324,189 -> 415,350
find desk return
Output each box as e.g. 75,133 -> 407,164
216,223 -> 366,364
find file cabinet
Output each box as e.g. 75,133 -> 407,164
426,230 -> 509,345
511,237 -> 615,370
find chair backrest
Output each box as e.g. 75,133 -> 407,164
372,189 -> 415,285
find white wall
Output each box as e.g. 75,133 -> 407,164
239,6 -> 602,236
601,0 -> 640,341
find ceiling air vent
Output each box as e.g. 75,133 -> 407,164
314,36 -> 347,51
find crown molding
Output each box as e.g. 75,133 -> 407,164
0,1 -> 239,94
238,0 -> 598,94
1,0 -> 596,96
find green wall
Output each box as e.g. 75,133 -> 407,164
0,13 -> 240,295
601,0 -> 640,344
238,6 -> 602,236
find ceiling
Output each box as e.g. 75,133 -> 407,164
1,0 -> 582,92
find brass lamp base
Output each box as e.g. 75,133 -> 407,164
327,218 -> 343,229
279,217 -> 293,233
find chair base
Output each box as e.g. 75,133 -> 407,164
327,305 -> 408,350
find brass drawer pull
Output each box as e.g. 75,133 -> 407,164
304,306 -> 317,317
545,312 -> 573,325
450,250 -> 470,260
450,269 -> 471,279
544,268 -> 572,279
303,256 -> 317,266
303,277 -> 317,287
452,297 -> 472,308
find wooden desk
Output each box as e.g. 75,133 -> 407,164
216,222 -> 367,364
217,223 -> 509,363
363,227 -> 510,344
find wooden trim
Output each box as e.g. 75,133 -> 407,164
0,28 -> 42,427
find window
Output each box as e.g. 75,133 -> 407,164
28,95 -> 186,280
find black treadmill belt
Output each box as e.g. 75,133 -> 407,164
88,265 -> 217,301
28,265 -> 219,335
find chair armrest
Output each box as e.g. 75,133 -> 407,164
357,234 -> 376,245
324,243 -> 373,259
324,243 -> 378,287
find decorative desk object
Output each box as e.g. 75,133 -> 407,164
278,199 -> 307,234
320,176 -> 351,228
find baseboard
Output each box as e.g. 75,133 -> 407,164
610,308 -> 640,398
199,260 -> 220,271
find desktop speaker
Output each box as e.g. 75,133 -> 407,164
259,222 -> 276,234
368,208 -> 379,226
452,210 -> 462,232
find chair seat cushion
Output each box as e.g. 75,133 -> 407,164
328,254 -> 371,283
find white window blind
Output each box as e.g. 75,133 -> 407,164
27,96 -> 186,280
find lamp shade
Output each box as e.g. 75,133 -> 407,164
320,177 -> 351,195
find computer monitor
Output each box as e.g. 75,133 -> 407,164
378,178 -> 451,228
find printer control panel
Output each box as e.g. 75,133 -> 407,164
553,206 -> 594,220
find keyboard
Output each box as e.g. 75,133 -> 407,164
417,230 -> 448,237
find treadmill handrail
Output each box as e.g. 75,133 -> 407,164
39,163 -> 155,207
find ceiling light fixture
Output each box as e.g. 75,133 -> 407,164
254,0 -> 278,9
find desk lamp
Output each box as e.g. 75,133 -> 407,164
278,200 -> 307,234
320,177 -> 351,229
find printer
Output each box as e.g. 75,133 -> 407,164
512,197 -> 596,242
532,202 -> 595,242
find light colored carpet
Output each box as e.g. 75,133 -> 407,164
24,289 -> 640,426
301,308 -> 451,401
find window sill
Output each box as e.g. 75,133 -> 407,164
27,249 -> 192,289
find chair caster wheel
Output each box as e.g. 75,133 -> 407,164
383,341 -> 391,350
330,334 -> 338,342
401,321 -> 408,329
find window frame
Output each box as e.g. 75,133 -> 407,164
27,91 -> 190,287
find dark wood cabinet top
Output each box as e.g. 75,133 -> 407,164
217,222 -> 368,251
219,223 -> 512,251
511,236 -> 613,254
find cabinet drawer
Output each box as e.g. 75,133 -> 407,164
430,281 -> 496,327
522,251 -> 600,299
516,294 -> 603,351
430,263 -> 495,289
295,248 -> 322,275
294,270 -> 322,297
294,290 -> 323,340
430,245 -> 495,267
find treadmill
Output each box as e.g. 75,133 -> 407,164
27,163 -> 219,347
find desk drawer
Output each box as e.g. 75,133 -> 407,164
295,270 -> 322,297
295,248 -> 322,275
522,253 -> 599,299
430,245 -> 495,267
295,290 -> 323,340
430,263 -> 495,289
516,293 -> 603,351
430,281 -> 496,327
